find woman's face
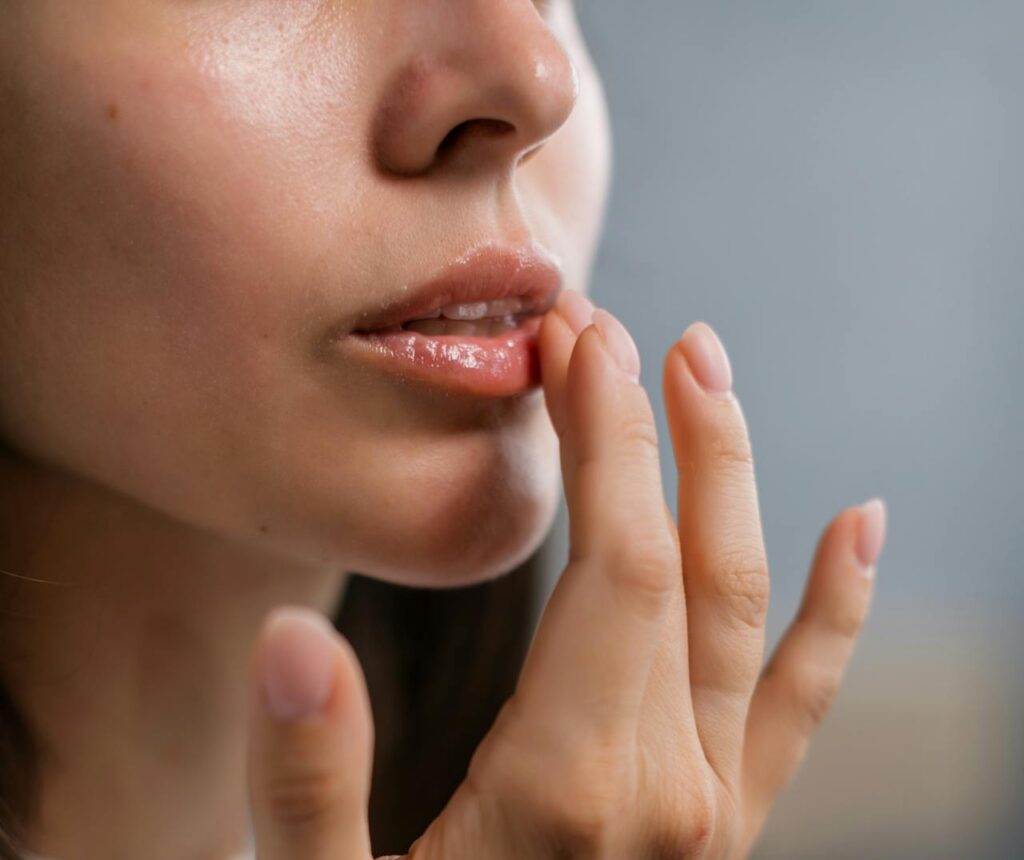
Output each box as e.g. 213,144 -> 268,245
0,0 -> 611,586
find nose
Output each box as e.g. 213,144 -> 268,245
371,1 -> 580,178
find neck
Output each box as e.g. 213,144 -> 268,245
0,449 -> 350,860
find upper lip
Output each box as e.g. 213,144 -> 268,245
350,243 -> 564,333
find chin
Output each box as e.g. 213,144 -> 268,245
361,475 -> 561,589
351,436 -> 562,589
241,393 -> 563,588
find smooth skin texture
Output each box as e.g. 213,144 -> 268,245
0,0 -> 887,857
0,1 -> 606,856
245,288 -> 886,859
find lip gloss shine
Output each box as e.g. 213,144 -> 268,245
344,314 -> 544,397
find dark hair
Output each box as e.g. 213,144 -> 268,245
338,552 -> 546,855
0,541 -> 551,859
0,683 -> 38,860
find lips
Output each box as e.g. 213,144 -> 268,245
334,243 -> 565,398
349,243 -> 564,335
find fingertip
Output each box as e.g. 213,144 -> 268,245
563,318 -> 597,373
539,302 -> 576,360
591,308 -> 641,383
259,606 -> 339,722
855,497 -> 887,573
251,608 -> 372,733
563,322 -> 622,416
248,609 -> 375,845
662,338 -> 691,404
554,288 -> 595,334
677,321 -> 733,399
539,307 -> 581,437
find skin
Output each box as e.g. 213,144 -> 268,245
244,296 -> 887,860
0,1 -> 885,859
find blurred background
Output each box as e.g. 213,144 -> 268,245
537,2 -> 1024,858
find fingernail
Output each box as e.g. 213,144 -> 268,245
591,308 -> 641,382
855,498 -> 887,574
260,607 -> 337,721
555,289 -> 596,335
678,322 -> 733,400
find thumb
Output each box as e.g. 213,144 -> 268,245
247,605 -> 375,860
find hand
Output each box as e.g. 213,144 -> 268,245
243,289 -> 887,859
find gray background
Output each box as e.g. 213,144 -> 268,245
539,3 -> 1024,858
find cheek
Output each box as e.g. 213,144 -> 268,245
522,58 -> 612,285
0,16 -> 589,578
0,39 -> 352,523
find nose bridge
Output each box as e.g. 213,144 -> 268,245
371,0 -> 580,177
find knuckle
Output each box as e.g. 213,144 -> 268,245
602,536 -> 679,613
656,817 -> 713,859
543,743 -> 627,853
707,424 -> 754,474
262,765 -> 344,829
826,601 -> 868,640
619,414 -> 661,456
685,792 -> 716,855
546,791 -> 616,854
710,547 -> 770,629
642,829 -> 698,860
790,667 -> 841,733
642,781 -> 716,860
467,704 -> 635,857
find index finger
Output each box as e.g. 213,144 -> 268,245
516,306 -> 684,736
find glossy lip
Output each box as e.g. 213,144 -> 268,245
347,243 -> 564,334
333,243 -> 565,398
345,316 -> 547,398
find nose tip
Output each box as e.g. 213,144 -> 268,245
510,51 -> 581,164
371,5 -> 580,177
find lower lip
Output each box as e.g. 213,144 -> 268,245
343,315 -> 544,397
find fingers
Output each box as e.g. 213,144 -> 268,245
740,500 -> 885,838
248,606 -> 375,860
519,304 -> 685,736
662,322 -> 770,788
539,289 -> 596,438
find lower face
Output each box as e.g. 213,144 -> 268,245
0,0 -> 612,586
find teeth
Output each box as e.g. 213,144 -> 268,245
402,314 -> 523,337
387,297 -> 534,331
437,298 -> 529,321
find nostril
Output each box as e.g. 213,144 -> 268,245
437,124 -> 460,156
437,118 -> 515,157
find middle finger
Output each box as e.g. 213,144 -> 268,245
663,321 -> 770,790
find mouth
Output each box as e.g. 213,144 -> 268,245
356,296 -> 541,338
349,243 -> 563,336
336,243 -> 564,398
